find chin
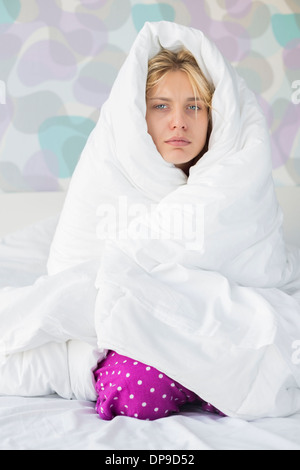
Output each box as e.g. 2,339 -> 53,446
169,157 -> 196,166
162,152 -> 195,166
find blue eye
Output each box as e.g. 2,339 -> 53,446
188,105 -> 201,111
155,104 -> 168,109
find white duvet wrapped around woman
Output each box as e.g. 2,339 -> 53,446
1,22 -> 300,421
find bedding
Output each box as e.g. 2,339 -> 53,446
1,21 -> 300,449
47,21 -> 300,420
0,204 -> 299,450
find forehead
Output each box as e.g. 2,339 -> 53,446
148,70 -> 195,98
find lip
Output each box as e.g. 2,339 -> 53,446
165,137 -> 191,147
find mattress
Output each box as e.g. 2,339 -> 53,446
0,187 -> 300,450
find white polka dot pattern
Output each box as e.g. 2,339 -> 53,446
94,351 -> 225,420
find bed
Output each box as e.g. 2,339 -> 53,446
0,187 -> 300,450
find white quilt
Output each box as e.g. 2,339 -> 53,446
1,22 -> 300,421
1,216 -> 300,451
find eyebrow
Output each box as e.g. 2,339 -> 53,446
148,96 -> 202,102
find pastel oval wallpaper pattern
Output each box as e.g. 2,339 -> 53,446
0,0 -> 299,192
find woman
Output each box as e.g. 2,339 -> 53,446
1,22 -> 298,421
88,22 -> 300,421
93,48 -> 223,421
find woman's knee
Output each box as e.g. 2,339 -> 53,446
94,351 -> 199,420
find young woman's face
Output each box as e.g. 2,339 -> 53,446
146,70 -> 209,173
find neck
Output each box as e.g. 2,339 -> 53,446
175,161 -> 192,176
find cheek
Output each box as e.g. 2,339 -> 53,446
146,113 -> 154,135
194,119 -> 209,144
146,115 -> 161,144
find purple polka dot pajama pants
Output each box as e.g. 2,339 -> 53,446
94,350 -> 224,420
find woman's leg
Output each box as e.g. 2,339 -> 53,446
94,350 -> 224,420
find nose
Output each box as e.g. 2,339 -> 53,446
169,108 -> 187,129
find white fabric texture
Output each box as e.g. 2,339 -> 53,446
1,22 -> 300,420
1,216 -> 300,450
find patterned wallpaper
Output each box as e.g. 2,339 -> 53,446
0,0 -> 299,192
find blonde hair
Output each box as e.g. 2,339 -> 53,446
146,48 -> 214,111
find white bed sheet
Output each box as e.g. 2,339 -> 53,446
0,189 -> 300,450
1,395 -> 300,450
